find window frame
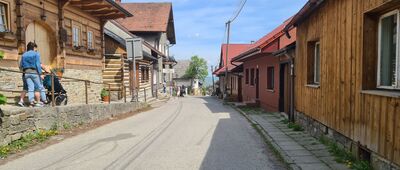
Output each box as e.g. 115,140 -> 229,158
72,25 -> 82,47
267,66 -> 275,90
0,1 -> 10,32
377,10 -> 400,90
87,30 -> 94,50
313,42 -> 321,85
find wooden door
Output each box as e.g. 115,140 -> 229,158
25,22 -> 56,66
279,63 -> 291,114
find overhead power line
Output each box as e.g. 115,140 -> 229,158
229,0 -> 248,22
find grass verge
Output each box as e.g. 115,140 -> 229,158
319,136 -> 371,170
0,130 -> 58,158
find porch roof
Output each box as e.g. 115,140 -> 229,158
67,0 -> 133,19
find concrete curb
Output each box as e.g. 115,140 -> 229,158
231,106 -> 301,170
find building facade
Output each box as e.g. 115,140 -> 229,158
0,0 -> 131,104
232,19 -> 296,112
214,44 -> 251,101
287,0 -> 400,168
115,2 -> 176,96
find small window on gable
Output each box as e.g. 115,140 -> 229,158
267,66 -> 275,90
250,68 -> 255,86
72,26 -> 81,47
87,31 -> 94,49
307,41 -> 321,85
378,10 -> 400,89
0,2 -> 9,32
245,69 -> 249,84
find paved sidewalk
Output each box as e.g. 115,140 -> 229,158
237,108 -> 349,170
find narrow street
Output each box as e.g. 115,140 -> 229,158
0,97 -> 285,170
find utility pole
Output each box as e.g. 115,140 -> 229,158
222,0 -> 246,100
211,65 -> 215,94
224,21 -> 231,100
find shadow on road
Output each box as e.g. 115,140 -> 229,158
198,97 -> 286,170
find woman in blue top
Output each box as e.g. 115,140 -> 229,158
20,42 -> 48,107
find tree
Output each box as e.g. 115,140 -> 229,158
185,55 -> 208,81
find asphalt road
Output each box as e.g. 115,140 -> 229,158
0,96 -> 286,170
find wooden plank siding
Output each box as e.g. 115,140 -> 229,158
295,0 -> 400,165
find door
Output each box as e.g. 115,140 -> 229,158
279,63 -> 290,113
256,69 -> 259,99
238,76 -> 243,102
25,22 -> 56,66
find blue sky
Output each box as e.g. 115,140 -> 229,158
123,0 -> 307,72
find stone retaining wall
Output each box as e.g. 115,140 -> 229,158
295,111 -> 400,170
0,102 -> 148,146
62,69 -> 103,104
0,68 -> 104,105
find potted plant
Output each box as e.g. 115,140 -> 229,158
51,68 -> 64,79
101,88 -> 110,102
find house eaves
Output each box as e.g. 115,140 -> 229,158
284,0 -> 325,33
231,48 -> 261,62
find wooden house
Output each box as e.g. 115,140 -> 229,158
103,20 -> 166,102
232,19 -> 296,113
214,44 -> 251,101
115,2 -> 176,96
286,0 -> 400,168
0,0 -> 131,104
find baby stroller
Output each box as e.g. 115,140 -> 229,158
43,73 -> 68,106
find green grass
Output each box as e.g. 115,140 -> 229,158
319,136 -> 372,170
238,106 -> 265,114
287,122 -> 304,131
0,130 -> 58,158
280,119 -> 289,124
63,123 -> 71,130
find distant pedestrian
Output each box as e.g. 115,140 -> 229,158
177,86 -> 181,97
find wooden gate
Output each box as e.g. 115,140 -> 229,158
25,22 -> 56,66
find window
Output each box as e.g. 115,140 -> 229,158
250,68 -> 255,86
307,41 -> 321,85
267,67 -> 275,90
87,31 -> 94,49
141,67 -> 145,83
72,26 -> 81,47
245,69 -> 249,84
378,10 -> 400,89
0,2 -> 8,32
146,68 -> 150,81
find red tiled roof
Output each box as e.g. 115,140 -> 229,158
214,44 -> 252,75
116,3 -> 172,32
232,17 -> 295,62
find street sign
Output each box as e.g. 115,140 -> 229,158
126,38 -> 143,60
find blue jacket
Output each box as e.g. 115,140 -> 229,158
20,50 -> 42,75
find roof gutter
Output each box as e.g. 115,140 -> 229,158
231,48 -> 262,62
284,0 -> 325,37
105,0 -> 133,17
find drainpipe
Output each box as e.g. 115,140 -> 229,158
285,53 -> 295,123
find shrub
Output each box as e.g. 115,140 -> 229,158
0,93 -> 7,105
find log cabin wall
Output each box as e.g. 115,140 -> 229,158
295,0 -> 400,166
0,0 -> 114,104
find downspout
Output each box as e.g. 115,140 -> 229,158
285,53 -> 295,123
